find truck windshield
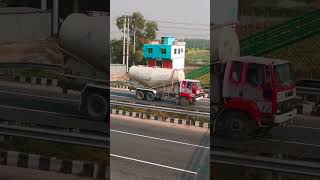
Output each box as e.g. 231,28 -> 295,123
196,81 -> 201,88
274,63 -> 293,86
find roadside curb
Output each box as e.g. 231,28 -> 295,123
111,108 -> 209,129
0,150 -> 108,180
14,75 -> 59,87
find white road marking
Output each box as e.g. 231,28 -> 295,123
110,95 -> 130,99
111,154 -> 198,175
0,104 -> 84,118
288,125 -> 320,130
111,129 -> 209,149
0,90 -> 79,102
264,138 -> 320,147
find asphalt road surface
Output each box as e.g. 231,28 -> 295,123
0,165 -> 93,180
110,115 -> 210,180
111,88 -> 210,113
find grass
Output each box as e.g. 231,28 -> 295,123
185,49 -> 210,66
0,137 -> 107,162
112,105 -> 209,124
266,34 -> 320,79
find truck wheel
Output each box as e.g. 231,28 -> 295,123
180,97 -> 190,106
86,93 -> 107,121
146,92 -> 155,101
224,111 -> 253,139
136,90 -> 145,100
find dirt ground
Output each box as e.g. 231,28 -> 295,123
0,40 -> 64,65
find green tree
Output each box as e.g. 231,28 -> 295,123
115,12 -> 159,64
144,21 -> 159,40
110,39 -> 123,64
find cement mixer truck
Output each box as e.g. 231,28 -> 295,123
128,66 -> 204,105
57,13 -> 109,121
212,0 -> 297,138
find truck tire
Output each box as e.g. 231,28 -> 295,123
136,90 -> 145,100
180,97 -> 190,106
146,92 -> 155,101
86,93 -> 107,121
224,111 -> 253,139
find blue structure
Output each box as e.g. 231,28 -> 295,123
143,36 -> 176,60
143,36 -> 186,69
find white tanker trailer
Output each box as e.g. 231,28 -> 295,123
58,13 -> 109,121
128,66 -> 204,105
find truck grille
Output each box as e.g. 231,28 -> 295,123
278,99 -> 296,114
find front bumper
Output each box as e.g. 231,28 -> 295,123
274,109 -> 297,124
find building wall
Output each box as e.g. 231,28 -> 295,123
162,36 -> 175,45
171,45 -> 185,59
143,44 -> 172,60
172,57 -> 185,70
0,8 -> 51,43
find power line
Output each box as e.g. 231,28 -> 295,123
158,26 -> 209,31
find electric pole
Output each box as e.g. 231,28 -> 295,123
126,17 -> 130,72
122,15 -> 127,65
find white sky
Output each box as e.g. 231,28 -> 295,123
110,0 -> 210,40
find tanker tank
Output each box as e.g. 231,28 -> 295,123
59,13 -> 109,72
128,66 -> 185,88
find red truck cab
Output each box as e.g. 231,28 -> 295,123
216,56 -> 297,138
178,80 -> 204,105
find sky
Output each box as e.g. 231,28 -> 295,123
110,0 -> 210,40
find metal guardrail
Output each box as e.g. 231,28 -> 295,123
110,100 -> 210,118
297,86 -> 320,96
0,105 -> 109,149
212,151 -> 320,177
0,123 -> 108,149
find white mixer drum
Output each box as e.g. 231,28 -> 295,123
128,66 -> 185,87
212,26 -> 240,62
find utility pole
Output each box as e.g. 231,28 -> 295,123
122,15 -> 127,65
52,0 -> 59,35
41,0 -> 47,10
126,17 -> 130,72
133,29 -> 136,65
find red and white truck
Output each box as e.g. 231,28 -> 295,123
211,0 -> 297,138
128,66 -> 204,105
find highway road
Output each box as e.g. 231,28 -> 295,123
0,165 -> 93,180
213,115 -> 320,160
111,88 -> 210,113
110,114 -> 210,180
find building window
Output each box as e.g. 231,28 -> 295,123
147,48 -> 153,54
178,49 -> 181,54
174,49 -> 177,54
161,48 -> 166,55
181,48 -> 184,53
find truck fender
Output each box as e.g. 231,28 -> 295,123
224,98 -> 261,123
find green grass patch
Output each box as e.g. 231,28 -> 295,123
0,137 -> 107,161
185,49 -> 210,66
112,105 -> 209,124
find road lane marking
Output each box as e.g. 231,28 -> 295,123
111,129 -> 209,149
111,154 -> 198,175
0,104 -> 84,118
0,90 -> 79,102
288,125 -> 320,130
110,95 -> 130,99
263,138 -> 320,147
